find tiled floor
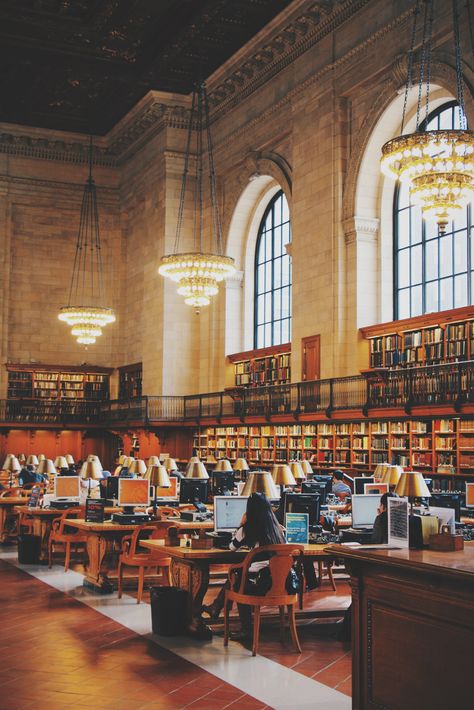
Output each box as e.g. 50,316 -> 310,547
0,553 -> 352,709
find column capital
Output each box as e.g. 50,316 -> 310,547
343,216 -> 379,246
225,270 -> 244,290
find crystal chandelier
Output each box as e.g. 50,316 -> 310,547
58,138 -> 115,344
158,82 -> 235,310
381,0 -> 474,234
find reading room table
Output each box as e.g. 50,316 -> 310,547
140,541 -> 336,639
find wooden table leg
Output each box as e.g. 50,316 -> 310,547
0,507 -> 10,543
171,557 -> 212,640
83,533 -> 112,593
33,518 -> 54,563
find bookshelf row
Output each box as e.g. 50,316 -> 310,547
118,363 -> 143,400
193,418 -> 474,475
228,344 -> 291,387
361,308 -> 474,369
7,367 -> 110,401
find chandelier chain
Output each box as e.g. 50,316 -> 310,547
401,0 -> 421,134
204,84 -> 223,255
467,0 -> 474,57
173,89 -> 196,255
197,84 -> 204,253
453,0 -> 467,129
423,0 -> 434,126
416,0 -> 432,131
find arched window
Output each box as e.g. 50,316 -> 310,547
394,101 -> 473,318
254,191 -> 292,348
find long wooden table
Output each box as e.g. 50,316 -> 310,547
331,542 -> 474,709
141,540 -> 334,639
0,497 -> 29,543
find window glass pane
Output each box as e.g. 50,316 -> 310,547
454,231 -> 467,274
281,318 -> 290,344
264,262 -> 272,292
424,217 -> 438,241
440,277 -> 453,311
282,255 -> 290,286
256,325 -> 264,349
273,226 -> 283,257
411,285 -> 422,316
256,295 -> 264,325
281,287 -> 290,318
439,235 -> 453,277
425,280 -> 439,313
398,289 -> 410,319
257,238 -> 265,265
264,323 -> 272,347
282,196 -> 289,223
257,265 -> 265,294
454,273 -> 468,308
264,293 -> 272,322
411,244 -> 422,285
425,238 -> 438,281
274,322 -> 282,346
398,182 -> 410,209
398,209 -> 410,248
274,290 -> 282,320
274,257 -> 282,289
398,249 -> 410,289
410,207 -> 422,245
264,230 -> 272,261
282,223 -> 291,248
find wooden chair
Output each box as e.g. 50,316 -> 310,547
224,544 -> 304,656
18,509 -> 35,535
118,523 -> 172,604
0,487 -> 29,498
157,507 -> 180,518
48,507 -> 87,572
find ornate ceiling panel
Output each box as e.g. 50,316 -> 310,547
0,0 -> 293,134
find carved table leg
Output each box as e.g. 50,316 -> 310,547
171,558 -> 212,640
83,533 -> 112,593
0,507 -> 9,543
34,518 -> 53,564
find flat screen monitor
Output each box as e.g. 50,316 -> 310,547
284,493 -> 321,529
214,496 -> 248,533
351,494 -> 381,528
466,482 -> 474,508
118,479 -> 150,509
301,481 -> 327,504
211,471 -> 234,496
429,493 -> 462,522
156,478 -> 178,499
354,476 -> 374,495
103,476 -> 119,500
54,476 -> 80,500
179,478 -> 208,504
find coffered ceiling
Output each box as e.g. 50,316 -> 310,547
0,0 -> 293,135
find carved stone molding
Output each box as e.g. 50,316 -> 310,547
225,270 -> 244,290
343,216 -> 379,246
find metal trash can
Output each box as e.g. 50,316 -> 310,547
150,586 -> 188,636
17,534 -> 41,564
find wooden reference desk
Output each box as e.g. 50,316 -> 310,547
331,543 -> 474,709
0,498 -> 29,543
141,541 -> 332,639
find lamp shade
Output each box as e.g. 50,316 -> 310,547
241,471 -> 279,499
214,459 -> 233,472
374,463 -> 392,481
38,454 -> 46,462
186,462 -> 209,479
80,460 -> 103,480
17,454 -> 27,465
300,460 -> 313,476
118,454 -> 128,465
395,471 -> 431,499
3,455 -> 21,472
185,456 -> 200,471
163,458 -> 178,472
381,465 -> 404,487
145,464 -> 171,488
26,454 -> 39,467
233,458 -> 249,472
65,454 -> 75,465
37,459 -> 57,476
147,455 -> 160,466
288,461 -> 305,481
87,454 -> 103,470
129,459 -> 147,476
271,464 -> 297,487
54,456 -> 69,470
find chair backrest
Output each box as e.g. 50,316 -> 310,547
54,507 -> 85,534
0,487 -> 27,498
237,544 -> 304,597
124,522 -> 162,556
158,507 -> 180,518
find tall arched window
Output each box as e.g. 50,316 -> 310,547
394,101 -> 473,318
254,191 -> 292,348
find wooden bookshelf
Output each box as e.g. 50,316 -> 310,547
193,416 -> 474,480
118,363 -> 142,399
228,343 -> 291,387
6,364 -> 111,401
361,306 -> 474,369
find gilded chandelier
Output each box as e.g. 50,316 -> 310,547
158,82 -> 235,310
381,0 -> 474,234
59,138 -> 115,344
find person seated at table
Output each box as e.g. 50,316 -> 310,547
58,467 -> 70,476
331,470 -> 351,499
371,492 -> 396,544
68,464 -> 77,474
101,470 -> 111,478
18,464 -> 47,486
202,492 -> 287,640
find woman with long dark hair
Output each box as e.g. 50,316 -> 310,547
202,492 -> 285,640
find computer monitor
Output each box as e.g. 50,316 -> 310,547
118,478 -> 150,513
211,471 -> 234,496
429,493 -> 462,522
301,481 -> 327,504
104,476 -> 119,500
53,476 -> 80,500
351,494 -> 381,529
214,496 -> 248,532
284,493 -> 321,529
354,476 -> 374,495
179,478 -> 208,504
466,482 -> 474,508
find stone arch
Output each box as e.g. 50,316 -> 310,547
223,151 -> 292,354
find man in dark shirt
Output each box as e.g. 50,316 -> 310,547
371,492 -> 396,544
18,465 -> 47,485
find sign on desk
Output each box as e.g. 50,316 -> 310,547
285,513 -> 309,544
